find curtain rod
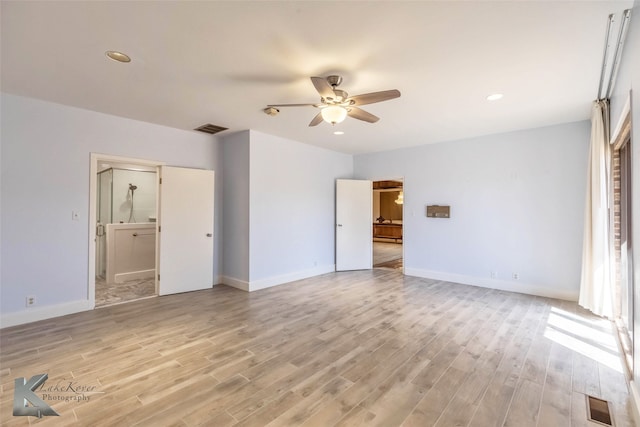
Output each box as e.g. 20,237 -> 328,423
605,9 -> 632,100
597,14 -> 615,100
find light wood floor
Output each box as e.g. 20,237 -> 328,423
0,270 -> 634,426
373,242 -> 403,268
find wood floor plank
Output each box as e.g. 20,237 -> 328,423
333,404 -> 376,426
0,271 -> 633,427
536,343 -> 573,427
572,353 -> 602,398
234,391 -> 304,427
267,376 -> 353,427
401,366 -> 468,427
502,378 -> 543,427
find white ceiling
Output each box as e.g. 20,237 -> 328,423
1,1 -> 633,154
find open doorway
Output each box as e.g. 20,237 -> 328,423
89,154 -> 163,309
89,155 -> 216,307
372,179 -> 403,271
95,161 -> 158,307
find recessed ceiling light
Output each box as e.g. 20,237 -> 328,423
333,131 -> 344,135
105,51 -> 131,63
487,93 -> 503,101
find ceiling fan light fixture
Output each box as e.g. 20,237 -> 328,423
321,105 -> 347,125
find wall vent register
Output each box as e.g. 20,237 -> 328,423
586,395 -> 613,426
426,205 -> 450,218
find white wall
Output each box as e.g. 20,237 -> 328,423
608,0 -> 640,419
248,130 -> 352,290
221,130 -> 251,284
355,121 -> 590,300
219,130 -> 352,291
0,93 -> 223,325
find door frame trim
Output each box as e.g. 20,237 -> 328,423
88,153 -> 165,308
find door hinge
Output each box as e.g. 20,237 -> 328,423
158,226 -> 161,232
159,178 -> 162,184
157,274 -> 160,281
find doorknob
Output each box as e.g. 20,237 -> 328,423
337,224 -> 343,227
206,233 -> 213,237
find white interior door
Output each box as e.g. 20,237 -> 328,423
336,179 -> 373,271
158,167 -> 215,295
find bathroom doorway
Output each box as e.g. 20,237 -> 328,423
95,160 -> 159,307
372,179 -> 404,271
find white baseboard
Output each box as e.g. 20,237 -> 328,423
220,275 -> 250,291
115,269 -> 155,283
1,299 -> 94,329
404,268 -> 579,301
220,264 -> 335,292
248,264 -> 335,291
631,380 -> 640,426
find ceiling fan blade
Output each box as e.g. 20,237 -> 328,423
348,89 -> 401,106
267,103 -> 317,107
347,107 -> 379,123
308,112 -> 324,127
311,76 -> 336,99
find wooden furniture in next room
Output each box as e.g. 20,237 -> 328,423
373,223 -> 402,242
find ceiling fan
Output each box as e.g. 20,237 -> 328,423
265,75 -> 401,127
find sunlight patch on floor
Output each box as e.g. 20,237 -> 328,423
544,307 -> 622,373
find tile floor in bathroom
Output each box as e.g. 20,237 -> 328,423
95,276 -> 156,307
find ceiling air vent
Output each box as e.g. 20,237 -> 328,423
194,123 -> 228,135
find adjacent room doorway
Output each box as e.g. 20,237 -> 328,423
335,178 -> 405,273
372,179 -> 404,271
95,160 -> 159,307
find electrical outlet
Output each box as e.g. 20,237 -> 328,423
72,211 -> 80,221
26,295 -> 36,307
512,273 -> 519,280
490,271 -> 497,279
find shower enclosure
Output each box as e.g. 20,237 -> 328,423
96,167 -> 157,280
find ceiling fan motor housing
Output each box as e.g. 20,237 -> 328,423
327,89 -> 348,103
327,75 -> 342,87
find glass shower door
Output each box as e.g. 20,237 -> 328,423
96,169 -> 113,278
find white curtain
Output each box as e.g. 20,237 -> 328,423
579,100 -> 614,318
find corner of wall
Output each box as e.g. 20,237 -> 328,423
247,264 -> 335,292
219,276 -> 250,292
219,264 -> 335,293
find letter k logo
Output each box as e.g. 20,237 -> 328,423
13,374 -> 59,417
